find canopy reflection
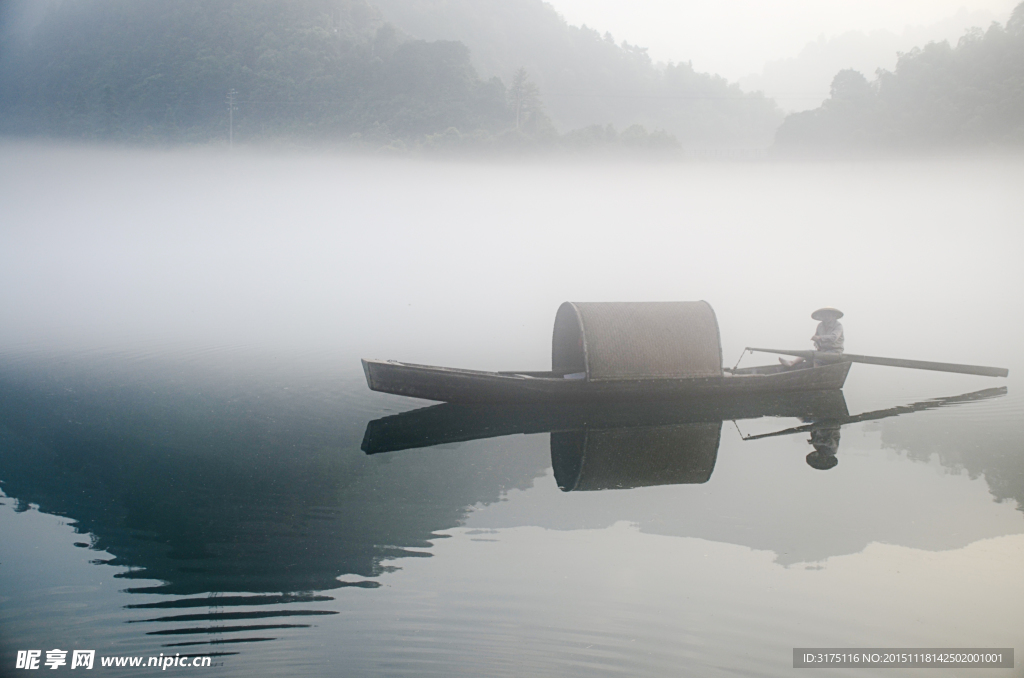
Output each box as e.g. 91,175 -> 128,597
550,422 -> 722,491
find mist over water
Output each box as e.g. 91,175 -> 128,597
2,142 -> 1021,368
1,142 -> 1023,676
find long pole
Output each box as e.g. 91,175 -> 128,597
746,347 -> 1008,378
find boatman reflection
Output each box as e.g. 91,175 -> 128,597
805,425 -> 841,470
781,307 -> 845,369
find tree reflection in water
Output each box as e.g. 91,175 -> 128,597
0,359 -> 548,654
0,352 -> 1011,660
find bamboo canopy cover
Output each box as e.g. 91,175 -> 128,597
553,301 -> 723,381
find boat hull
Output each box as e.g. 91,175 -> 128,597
361,359 -> 852,404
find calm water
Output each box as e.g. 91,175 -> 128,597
1,144 -> 1022,676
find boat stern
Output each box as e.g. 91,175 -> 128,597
361,358 -> 378,391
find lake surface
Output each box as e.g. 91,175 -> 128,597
1,143 -> 1022,676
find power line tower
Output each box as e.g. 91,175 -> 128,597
226,89 -> 238,148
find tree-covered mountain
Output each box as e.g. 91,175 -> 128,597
372,0 -> 782,149
0,0 -> 780,150
12,0 -> 1017,153
0,0 -> 510,145
739,8 -> 1001,113
775,1 -> 1024,152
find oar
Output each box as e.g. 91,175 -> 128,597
746,348 -> 1008,378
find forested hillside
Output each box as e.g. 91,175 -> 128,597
0,0 -> 780,150
0,0 -> 510,146
775,1 -> 1024,152
6,0 -> 1017,153
372,0 -> 782,148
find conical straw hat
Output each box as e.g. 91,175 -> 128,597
811,307 -> 844,321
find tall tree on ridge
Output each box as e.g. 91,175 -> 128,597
508,67 -> 540,131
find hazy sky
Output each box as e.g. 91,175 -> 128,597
546,0 -> 1018,79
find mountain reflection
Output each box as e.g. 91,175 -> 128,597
0,357 -> 549,653
0,352 -> 1015,658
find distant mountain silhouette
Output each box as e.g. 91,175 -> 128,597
372,0 -> 782,148
774,1 -> 1024,151
0,0 -> 780,150
740,8 -> 1000,113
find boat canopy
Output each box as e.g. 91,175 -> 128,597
552,301 -> 723,381
551,422 -> 722,491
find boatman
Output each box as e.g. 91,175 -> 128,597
781,307 -> 844,368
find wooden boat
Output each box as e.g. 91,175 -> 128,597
361,358 -> 851,404
362,300 -> 1006,404
363,301 -> 850,404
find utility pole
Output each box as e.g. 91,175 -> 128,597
226,89 -> 238,148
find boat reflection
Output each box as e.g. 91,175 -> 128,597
362,391 -> 850,454
363,387 -> 1008,485
364,392 -> 850,491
